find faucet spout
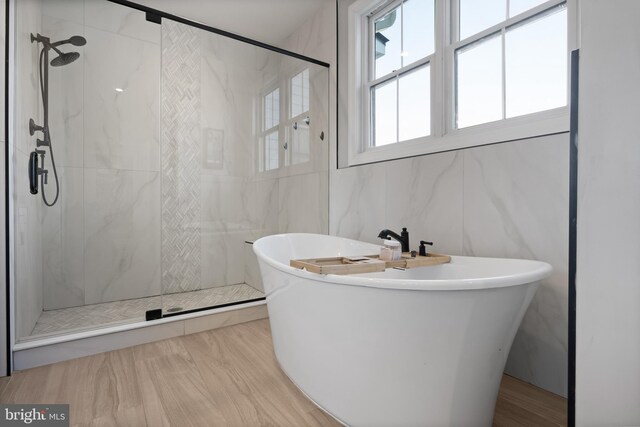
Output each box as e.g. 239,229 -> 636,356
378,228 -> 410,253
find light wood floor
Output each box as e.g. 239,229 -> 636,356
0,319 -> 566,426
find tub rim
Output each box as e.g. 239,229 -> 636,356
253,233 -> 552,291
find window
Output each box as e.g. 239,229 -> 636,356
345,0 -> 571,166
286,69 -> 311,166
368,0 -> 434,147
260,88 -> 280,171
455,1 -> 568,128
259,68 -> 313,173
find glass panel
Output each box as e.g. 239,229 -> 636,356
456,34 -> 503,128
399,64 -> 430,141
402,0 -> 435,66
14,0 -> 162,340
509,0 -> 548,17
13,0 -> 330,340
160,21 -> 329,316
372,79 -> 398,146
506,7 -> 567,118
374,6 -> 402,78
460,0 -> 506,40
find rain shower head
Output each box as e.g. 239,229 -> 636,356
50,51 -> 80,67
31,33 -> 85,67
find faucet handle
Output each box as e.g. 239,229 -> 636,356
419,240 -> 433,257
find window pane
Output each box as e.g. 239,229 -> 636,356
291,69 -> 309,117
506,7 -> 567,118
402,0 -> 435,66
264,89 -> 279,129
374,6 -> 402,78
399,64 -> 430,141
460,0 -> 506,40
456,34 -> 503,128
372,79 -> 398,146
265,132 -> 279,171
509,0 -> 547,17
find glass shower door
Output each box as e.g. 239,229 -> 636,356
159,19 -> 329,315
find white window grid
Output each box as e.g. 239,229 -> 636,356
349,0 -> 572,165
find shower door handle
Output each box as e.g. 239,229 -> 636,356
29,151 -> 39,194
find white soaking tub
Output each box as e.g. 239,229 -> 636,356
253,233 -> 552,427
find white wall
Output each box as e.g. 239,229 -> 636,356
0,0 -> 6,376
576,0 -> 640,424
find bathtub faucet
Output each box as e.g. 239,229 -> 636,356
378,228 -> 410,253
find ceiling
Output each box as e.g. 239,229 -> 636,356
134,0 -> 331,46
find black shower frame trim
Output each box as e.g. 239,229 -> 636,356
4,0 -> 10,377
568,48 -> 579,427
107,0 -> 330,68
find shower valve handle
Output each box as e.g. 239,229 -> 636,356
36,138 -> 49,147
29,118 -> 44,136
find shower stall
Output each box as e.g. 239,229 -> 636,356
9,0 -> 329,343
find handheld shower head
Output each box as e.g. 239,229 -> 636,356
52,35 -> 87,47
50,51 -> 80,67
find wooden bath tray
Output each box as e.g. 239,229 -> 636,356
290,256 -> 387,275
290,253 -> 451,275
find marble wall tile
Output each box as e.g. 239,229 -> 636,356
200,31 -> 256,178
462,134 -> 569,396
83,168 -> 161,304
41,15 -> 84,167
201,175 -> 252,233
250,178 -> 279,232
385,152 -> 464,255
279,171 -> 328,234
42,0 -> 83,25
83,26 -> 160,171
41,167 -> 84,310
330,162 -> 386,243
201,231 -> 248,289
14,0 -> 44,340
84,0 -> 159,44
15,150 -> 44,338
15,0 -> 43,156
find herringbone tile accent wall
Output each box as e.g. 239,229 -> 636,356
161,20 -> 202,294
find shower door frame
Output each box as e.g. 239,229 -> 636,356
4,0 -> 330,373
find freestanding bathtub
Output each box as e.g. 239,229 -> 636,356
253,233 -> 552,427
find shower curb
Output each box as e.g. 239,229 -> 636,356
12,301 -> 267,371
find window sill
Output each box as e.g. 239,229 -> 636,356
346,108 -> 569,167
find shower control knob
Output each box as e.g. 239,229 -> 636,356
283,142 -> 288,150
29,118 -> 44,136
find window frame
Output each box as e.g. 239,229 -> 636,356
345,0 -> 576,167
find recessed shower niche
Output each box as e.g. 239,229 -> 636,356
11,0 -> 329,341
